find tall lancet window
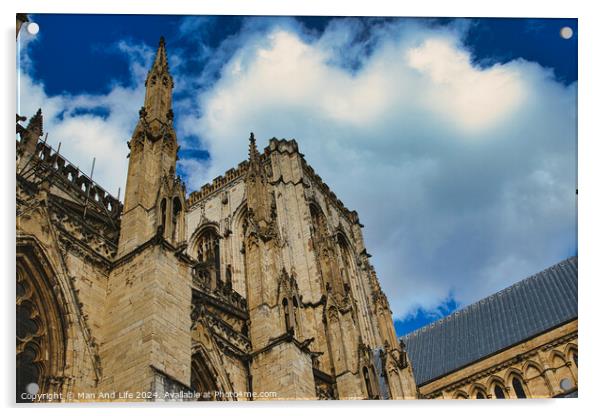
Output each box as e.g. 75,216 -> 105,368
310,204 -> 329,241
160,198 -> 167,234
512,376 -> 527,399
493,384 -> 506,399
292,297 -> 299,330
363,366 -> 375,399
338,234 -> 355,287
282,298 -> 291,332
172,197 -> 182,242
195,228 -> 221,287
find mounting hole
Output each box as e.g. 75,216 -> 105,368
26,382 -> 40,395
26,22 -> 40,35
560,26 -> 573,40
560,378 -> 574,391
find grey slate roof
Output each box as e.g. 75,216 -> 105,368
401,256 -> 578,386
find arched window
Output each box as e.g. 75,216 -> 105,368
195,228 -> 221,288
191,352 -> 219,401
225,265 -> 232,286
337,234 -> 355,287
512,376 -> 527,399
310,205 -> 329,240
310,205 -> 338,294
494,384 -> 506,399
363,366 -> 374,399
476,391 -> 486,399
573,351 -> 578,367
454,391 -> 468,399
16,246 -> 67,403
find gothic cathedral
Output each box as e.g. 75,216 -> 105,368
16,37 -> 417,401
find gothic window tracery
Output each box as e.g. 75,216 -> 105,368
16,249 -> 66,403
310,204 -> 346,295
310,204 -> 329,242
191,352 -> 220,401
16,273 -> 42,403
279,270 -> 301,336
338,234 -> 353,286
194,228 -> 221,288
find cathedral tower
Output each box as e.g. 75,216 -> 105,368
119,36 -> 185,255
243,134 -> 317,399
101,38 -> 192,399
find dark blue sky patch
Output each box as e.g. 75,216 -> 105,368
24,15 -> 577,99
461,18 -> 577,84
26,14 -> 183,95
394,296 -> 460,337
70,106 -> 111,119
179,148 -> 210,161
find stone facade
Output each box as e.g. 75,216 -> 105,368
402,256 -> 578,400
16,37 -> 417,402
419,320 -> 578,399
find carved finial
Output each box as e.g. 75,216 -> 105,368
248,132 -> 260,163
142,37 -> 174,124
26,108 -> 43,137
147,36 -> 170,77
155,36 -> 168,68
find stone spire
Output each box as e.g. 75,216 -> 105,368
142,36 -> 174,125
152,36 -> 168,70
17,108 -> 44,171
245,133 -> 273,235
26,108 -> 43,138
119,37 -> 184,255
248,132 -> 261,166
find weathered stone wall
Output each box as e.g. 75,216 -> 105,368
251,342 -> 315,400
100,244 -> 192,398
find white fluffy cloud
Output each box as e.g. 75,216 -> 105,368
17,39 -> 151,196
18,18 -> 577,320
182,19 -> 577,319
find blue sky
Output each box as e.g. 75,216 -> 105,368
17,14 -> 577,336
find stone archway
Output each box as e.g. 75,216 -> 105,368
16,242 -> 68,402
191,352 -> 220,400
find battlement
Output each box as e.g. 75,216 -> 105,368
187,159 -> 250,208
31,140 -> 123,217
267,137 -> 300,154
186,137 -> 361,226
300,161 -> 360,226
266,137 -> 360,225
